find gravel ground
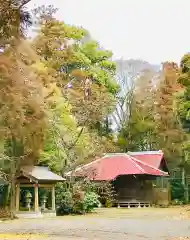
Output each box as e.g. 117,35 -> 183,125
0,207 -> 189,240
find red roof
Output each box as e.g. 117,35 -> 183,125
66,153 -> 168,181
128,151 -> 164,169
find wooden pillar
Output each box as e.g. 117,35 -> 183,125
52,185 -> 56,211
34,184 -> 39,212
15,183 -> 20,211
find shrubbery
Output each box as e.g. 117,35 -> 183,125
83,192 -> 101,212
56,181 -> 100,215
171,179 -> 184,200
170,179 -> 185,204
96,182 -> 116,207
55,180 -> 116,215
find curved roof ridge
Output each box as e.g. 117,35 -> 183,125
128,150 -> 163,155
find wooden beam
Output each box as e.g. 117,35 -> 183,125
16,179 -> 33,184
20,184 -> 54,188
20,184 -> 34,187
38,184 -> 55,188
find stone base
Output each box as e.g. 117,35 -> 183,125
15,210 -> 57,219
15,211 -> 43,219
42,210 -> 56,217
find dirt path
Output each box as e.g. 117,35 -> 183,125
0,207 -> 189,240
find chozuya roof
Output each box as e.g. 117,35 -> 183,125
65,151 -> 169,181
20,166 -> 65,182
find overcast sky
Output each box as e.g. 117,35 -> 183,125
28,0 -> 190,65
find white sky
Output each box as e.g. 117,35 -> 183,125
27,0 -> 190,65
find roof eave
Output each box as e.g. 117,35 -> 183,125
20,168 -> 65,182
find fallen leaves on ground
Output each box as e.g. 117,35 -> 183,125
168,238 -> 190,240
0,233 -> 47,239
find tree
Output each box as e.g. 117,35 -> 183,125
118,69 -> 158,152
112,59 -> 159,131
0,39 -> 50,217
176,54 -> 190,201
155,62 -> 185,169
32,13 -> 119,172
0,0 -> 32,46
0,0 -> 42,217
118,61 -> 186,171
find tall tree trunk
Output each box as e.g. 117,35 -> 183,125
10,161 -> 16,219
182,153 -> 189,203
9,137 -> 19,219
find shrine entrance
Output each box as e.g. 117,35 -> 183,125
15,166 -> 65,218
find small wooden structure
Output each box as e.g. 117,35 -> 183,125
114,175 -> 153,208
128,151 -> 171,207
15,166 -> 65,218
66,151 -> 170,208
